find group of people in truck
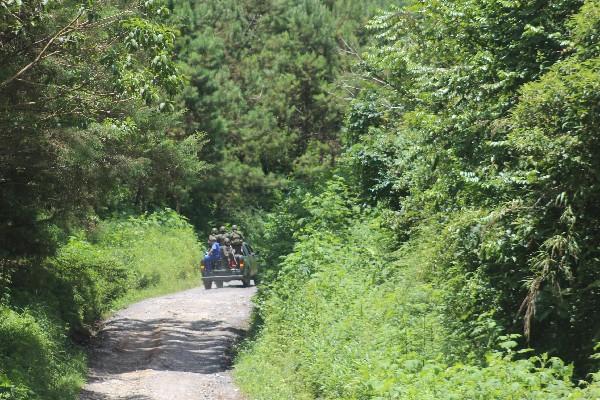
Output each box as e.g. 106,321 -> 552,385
203,225 -> 245,271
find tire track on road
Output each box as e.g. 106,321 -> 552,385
80,283 -> 256,400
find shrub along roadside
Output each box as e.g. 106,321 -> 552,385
234,178 -> 600,400
0,210 -> 201,400
343,0 -> 600,375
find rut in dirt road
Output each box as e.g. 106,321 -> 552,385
79,283 -> 256,400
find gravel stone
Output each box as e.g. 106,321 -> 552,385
79,282 -> 256,400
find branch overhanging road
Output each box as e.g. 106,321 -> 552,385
80,283 -> 256,400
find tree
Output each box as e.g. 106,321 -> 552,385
0,0 -> 203,258
345,0 -> 599,373
170,0 -> 390,227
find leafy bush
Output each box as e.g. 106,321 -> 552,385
48,241 -> 129,332
90,209 -> 201,307
0,307 -> 85,400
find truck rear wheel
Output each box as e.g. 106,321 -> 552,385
216,281 -> 224,288
242,278 -> 251,287
203,280 -> 212,290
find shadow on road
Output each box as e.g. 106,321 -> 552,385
88,317 -> 247,377
79,390 -> 152,400
80,286 -> 255,400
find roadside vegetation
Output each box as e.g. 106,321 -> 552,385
0,211 -> 200,399
235,179 -> 600,399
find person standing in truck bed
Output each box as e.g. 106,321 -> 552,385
222,237 -> 235,267
230,225 -> 244,254
204,237 -> 221,272
207,227 -> 218,246
217,226 -> 228,245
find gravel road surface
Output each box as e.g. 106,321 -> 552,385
79,282 -> 256,400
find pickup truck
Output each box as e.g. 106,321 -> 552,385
200,242 -> 260,289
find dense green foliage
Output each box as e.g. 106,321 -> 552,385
168,0 -> 391,226
1,211 -> 200,399
235,0 -> 600,398
2,0 -> 600,398
236,179 -> 600,399
1,2 -> 205,397
0,0 -> 205,258
0,307 -> 85,400
344,0 -> 600,373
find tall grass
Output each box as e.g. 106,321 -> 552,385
93,211 -> 202,309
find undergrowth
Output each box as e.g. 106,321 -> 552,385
234,178 -> 600,399
0,210 -> 201,400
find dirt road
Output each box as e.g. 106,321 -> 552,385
79,283 -> 256,400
